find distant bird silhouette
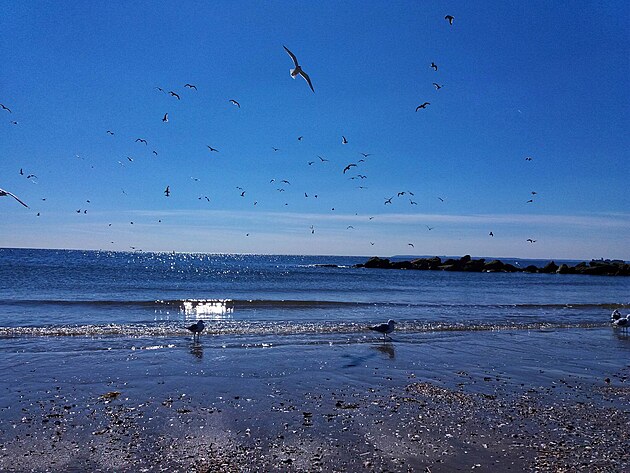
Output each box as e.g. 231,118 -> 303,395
347,225 -> 354,229
445,15 -> 454,25
136,138 -> 147,145
164,186 -> 170,197
397,192 -> 406,197
280,180 -> 291,185
342,136 -> 348,144
437,197 -> 445,202
369,319 -> 396,339
416,102 -> 430,111
19,168 -> 23,175
271,147 -> 279,152
155,87 -> 165,93
106,130 -> 114,135
26,174 -> 37,180
525,156 -> 533,161
384,197 -> 393,205
0,104 -> 12,113
410,200 -> 418,205
526,199 -> 533,203
526,239 -> 537,243
0,187 -> 28,208
162,113 -> 168,122
343,163 -> 357,174
153,150 -> 158,156
531,191 -> 537,195
283,45 -> 315,93
318,156 -> 328,162
207,146 -> 219,152
169,91 -> 180,100
184,84 -> 197,90
359,152 -> 372,158
297,136 -> 303,141
229,99 -> 240,108
430,62 -> 438,71
408,243 -> 414,248
489,231 -> 494,237
240,191 -> 246,197
187,320 -> 205,339
307,161 -> 314,166
432,83 -> 443,90
426,226 -> 435,231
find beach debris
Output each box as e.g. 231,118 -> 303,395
99,391 -> 121,403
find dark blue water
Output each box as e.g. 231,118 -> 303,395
0,248 -> 627,338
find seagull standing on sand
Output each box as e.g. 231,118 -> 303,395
0,187 -> 29,208
187,320 -> 205,339
369,319 -> 397,339
283,45 -> 315,92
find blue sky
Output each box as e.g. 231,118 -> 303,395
1,1 -> 628,259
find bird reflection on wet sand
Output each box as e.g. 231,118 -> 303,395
189,340 -> 204,359
372,341 -> 395,359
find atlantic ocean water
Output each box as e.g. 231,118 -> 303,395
1,248 -> 628,340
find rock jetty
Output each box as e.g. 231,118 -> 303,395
355,255 -> 629,276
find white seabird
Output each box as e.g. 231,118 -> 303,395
283,45 -> 315,93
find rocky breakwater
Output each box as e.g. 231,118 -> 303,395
355,255 -> 630,276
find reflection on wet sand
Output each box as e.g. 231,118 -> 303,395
189,340 -> 203,359
373,342 -> 395,359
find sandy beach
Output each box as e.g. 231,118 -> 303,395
1,328 -> 628,472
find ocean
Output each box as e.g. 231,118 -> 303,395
1,248 -> 627,340
1,248 -> 629,471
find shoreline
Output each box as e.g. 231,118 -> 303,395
1,328 -> 628,471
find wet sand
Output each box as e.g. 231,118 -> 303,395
0,328 -> 628,472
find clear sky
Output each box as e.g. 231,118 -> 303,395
1,1 -> 628,259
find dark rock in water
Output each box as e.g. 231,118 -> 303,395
540,261 -> 559,274
502,263 -> 519,272
556,264 -> 573,274
392,260 -> 414,269
355,255 -> 628,276
363,257 -> 391,269
484,260 -> 506,272
462,259 -> 485,272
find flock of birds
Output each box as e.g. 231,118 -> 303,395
2,13 -> 542,249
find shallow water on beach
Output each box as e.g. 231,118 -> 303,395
0,248 -> 628,339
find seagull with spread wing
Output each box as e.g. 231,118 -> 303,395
0,187 -> 28,208
283,45 -> 315,92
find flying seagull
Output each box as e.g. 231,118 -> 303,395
187,320 -> 205,340
229,99 -> 240,108
430,62 -> 438,71
169,91 -> 180,100
526,239 -> 537,243
342,136 -> 348,144
432,83 -> 442,90
318,155 -> 328,162
369,319 -> 396,339
283,45 -> 315,93
408,243 -> 415,248
343,163 -> 357,174
136,138 -> 147,145
0,104 -> 12,113
164,186 -> 170,197
162,113 -> 168,122
184,84 -> 197,90
359,152 -> 372,158
0,187 -> 29,208
445,15 -> 454,25
384,197 -> 393,205
106,130 -> 114,135
207,146 -> 219,152
416,102 -> 431,111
